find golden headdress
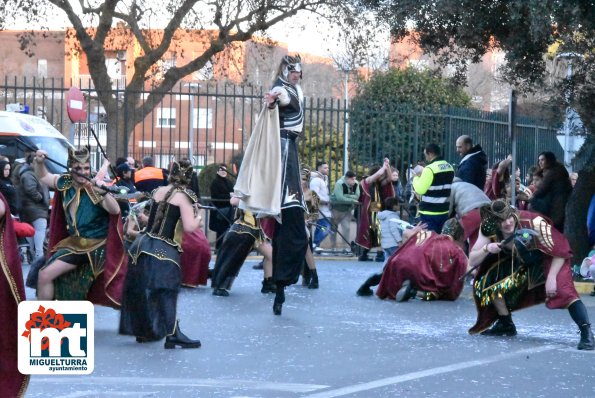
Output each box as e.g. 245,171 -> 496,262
67,146 -> 92,168
480,199 -> 519,237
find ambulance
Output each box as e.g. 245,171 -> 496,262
0,109 -> 73,174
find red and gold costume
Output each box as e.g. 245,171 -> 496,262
469,211 -> 579,334
356,179 -> 395,250
180,229 -> 211,287
0,193 -> 29,397
376,230 -> 468,301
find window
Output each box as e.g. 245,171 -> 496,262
156,108 -> 176,128
192,56 -> 213,80
37,59 -> 47,78
192,108 -> 213,129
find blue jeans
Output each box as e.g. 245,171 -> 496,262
419,213 -> 448,233
313,218 -> 332,247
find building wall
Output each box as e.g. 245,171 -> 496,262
389,32 -> 509,112
0,31 -> 66,79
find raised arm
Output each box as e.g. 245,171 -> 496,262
365,158 -> 391,185
33,150 -> 58,189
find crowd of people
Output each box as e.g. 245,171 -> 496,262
2,54 -> 595,397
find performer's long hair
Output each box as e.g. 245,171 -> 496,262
150,158 -> 193,234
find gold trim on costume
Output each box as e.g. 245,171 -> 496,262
415,230 -> 432,246
0,222 -> 23,304
531,216 -> 554,250
0,221 -> 32,397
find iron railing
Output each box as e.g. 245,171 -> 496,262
0,76 -> 564,187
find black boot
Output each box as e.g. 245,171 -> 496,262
164,321 -> 201,349
273,286 -> 285,316
578,323 -> 595,350
302,265 -> 312,286
481,314 -> 517,336
358,248 -> 372,262
261,277 -> 276,294
308,269 -> 319,289
212,288 -> 229,296
396,280 -> 417,302
374,251 -> 385,262
356,273 -> 382,296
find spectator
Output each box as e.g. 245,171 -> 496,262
127,156 -> 138,171
330,170 -> 360,251
209,164 -> 234,251
455,135 -> 487,189
114,163 -> 137,193
16,154 -> 49,260
412,143 -> 455,232
0,160 -> 19,216
391,168 -> 405,203
134,155 -> 167,193
530,151 -> 572,231
403,164 -> 423,221
310,161 -> 332,251
525,165 -> 539,187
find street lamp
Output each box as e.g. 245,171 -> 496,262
555,52 -> 583,170
335,66 -> 352,175
184,82 -> 200,161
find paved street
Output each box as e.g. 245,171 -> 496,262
23,258 -> 595,398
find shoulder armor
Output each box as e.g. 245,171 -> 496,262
529,215 -> 554,251
415,230 -> 433,246
179,188 -> 198,203
480,218 -> 499,238
55,174 -> 73,191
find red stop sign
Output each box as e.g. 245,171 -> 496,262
66,87 -> 87,123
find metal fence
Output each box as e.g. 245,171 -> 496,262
0,77 -> 563,186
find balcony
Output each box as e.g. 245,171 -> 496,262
76,75 -> 126,90
73,122 -> 107,147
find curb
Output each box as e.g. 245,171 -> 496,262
575,281 -> 594,295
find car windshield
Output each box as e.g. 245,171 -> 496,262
27,137 -> 71,174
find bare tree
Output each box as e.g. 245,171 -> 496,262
2,0 -> 346,159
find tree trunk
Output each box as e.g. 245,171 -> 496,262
565,166 -> 595,264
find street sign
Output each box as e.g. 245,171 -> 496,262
66,87 -> 87,123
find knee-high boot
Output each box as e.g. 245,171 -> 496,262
308,269 -> 319,289
569,301 -> 595,350
273,285 -> 285,316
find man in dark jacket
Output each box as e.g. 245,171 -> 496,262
17,153 -> 49,260
455,135 -> 487,190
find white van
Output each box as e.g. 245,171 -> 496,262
0,110 -> 73,174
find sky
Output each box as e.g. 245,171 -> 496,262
4,2 -> 388,62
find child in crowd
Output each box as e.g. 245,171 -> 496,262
378,197 -> 406,261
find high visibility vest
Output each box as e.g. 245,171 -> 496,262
134,167 -> 164,183
412,158 -> 454,215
